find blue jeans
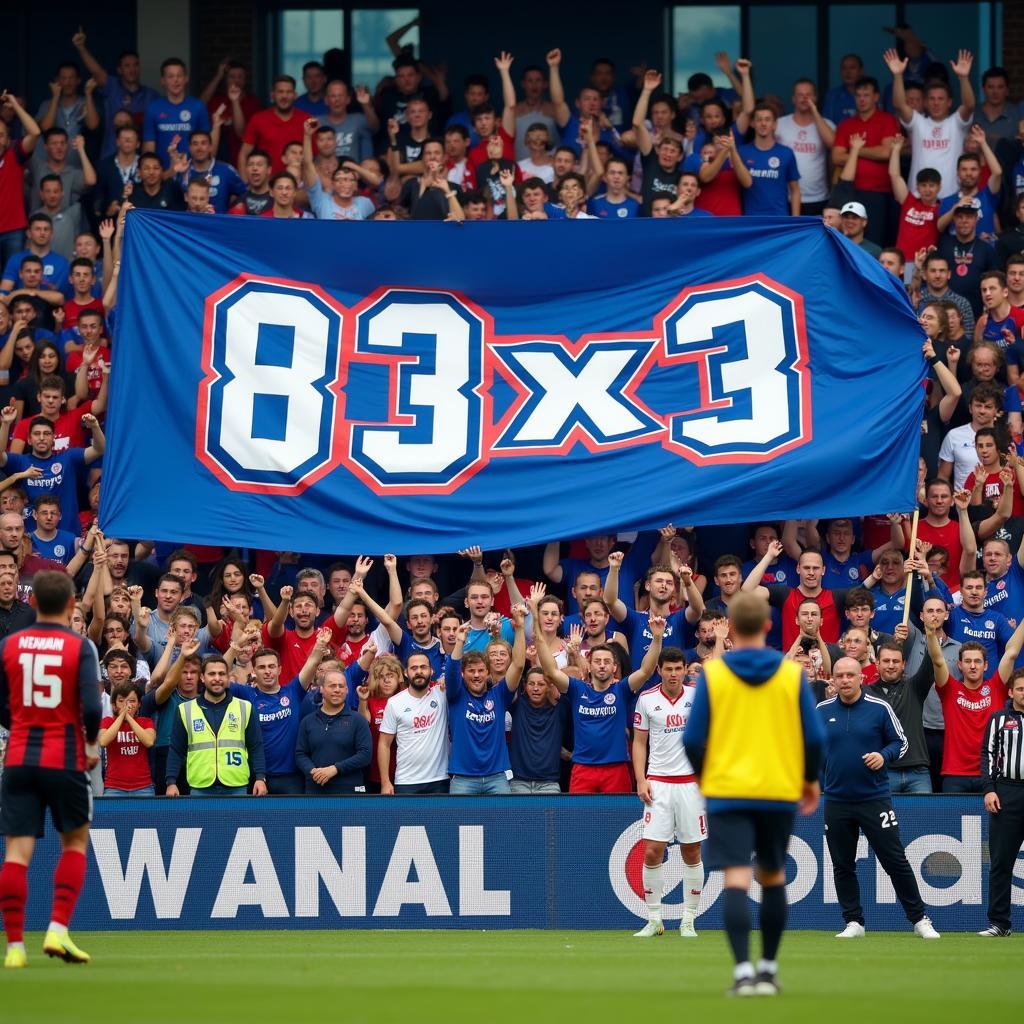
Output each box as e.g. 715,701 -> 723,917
510,779 -> 561,795
889,767 -> 932,794
103,786 -> 155,796
449,772 -> 511,795
190,785 -> 248,796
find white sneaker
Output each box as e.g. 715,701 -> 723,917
835,922 -> 865,938
633,919 -> 664,938
679,911 -> 698,938
914,917 -> 940,939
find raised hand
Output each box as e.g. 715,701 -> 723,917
1,404 -> 18,425
511,603 -> 527,627
279,585 -> 294,603
950,50 -> 974,77
546,48 -> 562,67
98,218 -> 115,241
883,48 -> 908,75
354,555 -> 374,578
387,117 -> 399,139
767,538 -> 785,559
354,84 -> 371,105
356,684 -> 370,702
303,117 -> 319,137
567,623 -> 584,649
734,58 -> 752,75
607,550 -> 624,568
494,51 -> 514,73
659,523 -> 677,541
500,555 -> 515,576
248,573 -> 265,589
648,614 -> 667,638
499,167 -> 515,189
458,545 -> 483,562
126,584 -> 144,603
84,77 -> 97,95
72,26 -> 86,48
952,488 -> 972,512
848,132 -> 866,152
528,581 -> 546,605
643,69 -> 662,92
713,618 -> 731,642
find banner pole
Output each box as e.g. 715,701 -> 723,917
902,509 -> 920,627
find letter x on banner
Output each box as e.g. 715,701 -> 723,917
101,212 -> 925,553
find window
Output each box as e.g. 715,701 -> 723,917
279,10 -> 345,86
903,2 -> 1000,82
671,6 -> 741,97
351,10 -> 419,89
748,6 -> 818,100
826,4 -> 896,90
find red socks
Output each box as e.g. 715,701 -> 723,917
51,850 -> 86,928
0,862 -> 27,944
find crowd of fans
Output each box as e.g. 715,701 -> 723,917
0,22 -> 1023,798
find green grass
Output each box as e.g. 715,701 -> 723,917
1,929 -> 1017,1023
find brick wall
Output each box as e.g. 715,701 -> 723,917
1004,2 -> 1024,101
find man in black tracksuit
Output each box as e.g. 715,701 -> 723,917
979,670 -> 1024,936
817,657 -> 939,938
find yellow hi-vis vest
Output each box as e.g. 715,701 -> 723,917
179,697 -> 251,789
700,658 -> 805,803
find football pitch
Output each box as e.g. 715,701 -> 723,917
1,929 -> 1017,1023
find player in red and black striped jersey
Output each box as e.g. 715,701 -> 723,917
0,571 -> 101,969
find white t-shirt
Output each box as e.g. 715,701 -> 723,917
775,114 -> 835,203
901,110 -> 971,199
380,685 -> 449,784
517,158 -> 555,184
937,422 -> 979,489
634,685 -> 696,777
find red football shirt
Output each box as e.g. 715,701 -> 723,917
62,298 -> 105,331
917,518 -> 963,590
781,588 -> 840,651
834,110 -> 901,192
12,400 -> 94,452
241,107 -> 307,171
0,141 -> 29,234
895,195 -> 939,261
100,714 -> 155,790
262,618 -> 346,682
0,624 -> 101,771
467,126 -> 515,167
939,673 -> 1008,777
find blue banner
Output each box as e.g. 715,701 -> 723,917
101,213 -> 924,553
25,796 -> 1005,931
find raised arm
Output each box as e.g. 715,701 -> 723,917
626,615 -> 665,691
970,124 -> 1002,194
1,93 -> 41,155
809,94 -> 835,148
733,58 -> 754,135
347,577 -> 401,644
495,51 -> 517,137
542,541 -> 564,583
888,135 -> 909,203
678,564 -> 705,623
631,70 -> 661,156
266,584 -> 292,639
883,49 -> 913,123
840,131 -> 865,183
381,553 -> 403,621
603,550 -> 629,622
505,603 -> 527,691
72,27 -> 109,88
530,583 -> 569,692
951,50 -> 975,120
926,625 -> 949,687
741,538 -> 783,598
547,49 -> 570,128
298,626 -> 334,690
333,556 -> 372,628
301,118 -> 319,189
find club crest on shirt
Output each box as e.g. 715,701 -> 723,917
981,685 -> 991,697
603,692 -> 616,705
279,695 -> 290,707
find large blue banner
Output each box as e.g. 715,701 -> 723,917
25,797 -> 1008,932
101,213 -> 924,552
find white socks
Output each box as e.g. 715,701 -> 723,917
683,861 -> 704,913
642,863 -> 663,920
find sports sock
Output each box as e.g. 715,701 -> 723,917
642,863 -> 663,920
0,862 -> 27,944
760,883 -> 788,962
50,850 -> 86,929
682,861 -> 703,913
723,886 -> 750,965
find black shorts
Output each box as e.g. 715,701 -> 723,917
0,766 -> 93,838
704,807 -> 795,872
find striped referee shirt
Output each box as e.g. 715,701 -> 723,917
982,702 -> 1024,792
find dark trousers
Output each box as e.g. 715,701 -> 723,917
394,778 -> 449,794
924,729 -> 944,794
266,772 -> 304,795
150,746 -> 189,796
825,798 -> 925,926
943,774 -> 985,793
988,782 -> 1024,931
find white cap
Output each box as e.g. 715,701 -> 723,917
840,201 -> 868,219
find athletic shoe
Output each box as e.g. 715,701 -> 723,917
679,911 -> 698,938
42,930 -> 90,964
914,917 -> 940,939
4,947 -> 27,969
978,924 -> 1011,937
835,922 -> 866,938
754,971 -> 781,996
726,977 -> 757,997
633,920 -> 664,938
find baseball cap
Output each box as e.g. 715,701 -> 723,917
954,196 -> 982,213
840,201 -> 868,219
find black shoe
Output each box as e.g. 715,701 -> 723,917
977,924 -> 1011,937
754,971 -> 781,996
726,977 -> 757,997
